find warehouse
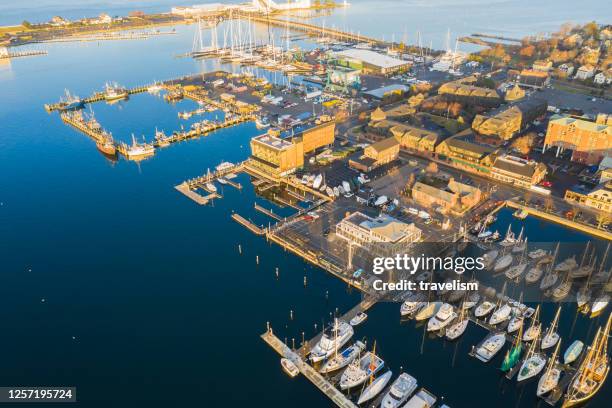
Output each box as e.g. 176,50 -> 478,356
334,48 -> 411,75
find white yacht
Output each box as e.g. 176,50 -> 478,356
474,301 -> 495,318
339,351 -> 384,390
461,292 -> 480,309
489,304 -> 512,325
309,320 -> 353,362
475,332 -> 506,362
319,341 -> 365,374
590,294 -> 610,317
205,182 -> 217,193
427,303 -> 457,332
357,370 -> 393,404
541,307 -> 561,350
350,312 -> 367,326
507,315 -> 524,333
381,373 -> 417,408
446,318 -> 469,340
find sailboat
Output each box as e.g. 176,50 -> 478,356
562,313 -> 611,407
517,330 -> 547,382
555,255 -> 578,273
505,247 -> 528,280
523,305 -> 542,342
571,242 -> 596,279
447,293 -> 470,340
490,283 -> 512,325
512,230 -> 527,253
500,225 -> 517,247
474,300 -> 496,318
357,370 -> 393,404
339,342 -> 385,390
525,266 -> 544,284
319,341 -> 366,373
552,274 -> 572,301
494,252 -> 513,272
590,294 -> 610,317
541,306 -> 561,350
537,340 -> 563,397
507,293 -> 526,334
501,323 -> 523,372
415,301 -> 442,321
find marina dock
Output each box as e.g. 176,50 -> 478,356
261,330 -> 358,408
254,203 -> 283,221
231,213 -> 266,235
175,182 -> 219,205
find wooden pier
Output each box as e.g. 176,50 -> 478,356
175,183 -> 219,205
261,330 -> 358,408
231,213 -> 265,235
254,203 -> 283,221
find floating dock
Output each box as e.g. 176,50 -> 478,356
175,183 -> 219,205
254,203 -> 283,221
231,213 -> 265,235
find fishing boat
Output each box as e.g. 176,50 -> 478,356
310,319 -> 354,362
490,304 -> 512,325
154,129 -> 171,147
415,302 -> 442,321
339,350 -> 384,390
281,358 -> 299,377
427,303 -> 457,332
474,300 -> 496,318
513,209 -> 528,220
562,313 -> 611,407
517,331 -> 547,382
529,248 -> 548,260
357,370 -> 393,404
493,254 -> 513,272
512,235 -> 527,254
122,134 -> 155,160
525,267 -> 544,284
555,256 -> 578,273
350,312 -> 367,326
563,340 -> 584,365
319,341 -> 366,373
475,332 -> 506,362
103,82 -> 129,102
523,305 -> 542,342
541,306 -> 561,350
95,132 -> 116,156
381,372 -> 418,408
537,340 -> 562,397
501,324 -> 524,372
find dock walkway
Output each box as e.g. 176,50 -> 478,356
231,213 -> 265,235
254,203 -> 283,221
261,330 -> 358,408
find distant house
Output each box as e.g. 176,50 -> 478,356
594,70 -> 612,85
508,69 -> 550,89
349,136 -> 400,172
532,60 -> 552,72
557,63 -> 575,77
565,181 -> 612,214
575,65 -> 596,80
490,155 -> 547,188
50,16 -> 70,26
412,177 -> 482,215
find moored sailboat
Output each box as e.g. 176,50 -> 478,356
541,306 -> 561,350
517,331 -> 547,382
537,340 -> 563,397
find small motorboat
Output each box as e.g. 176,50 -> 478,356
350,312 -> 367,326
563,340 -> 584,365
281,358 -> 299,377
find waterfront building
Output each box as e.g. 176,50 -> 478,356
489,155 -> 547,188
249,133 -> 304,177
334,48 -> 411,75
508,69 -> 550,89
600,156 -> 612,183
557,63 -> 575,78
471,98 -> 547,141
298,122 -> 336,154
389,124 -> 441,153
435,129 -> 498,173
564,181 -> 612,213
544,114 -> 612,165
363,84 -> 410,100
335,212 -> 422,256
438,78 -> 501,106
350,136 -> 400,172
328,66 -> 361,88
594,70 -> 612,85
412,178 -> 482,215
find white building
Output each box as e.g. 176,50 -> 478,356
594,70 -> 611,85
252,0 -> 312,11
171,3 -> 231,16
335,212 -> 422,256
575,65 -> 596,80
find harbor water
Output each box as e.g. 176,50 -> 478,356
1,8 -> 610,408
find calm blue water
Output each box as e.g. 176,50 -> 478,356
1,7 -> 611,408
